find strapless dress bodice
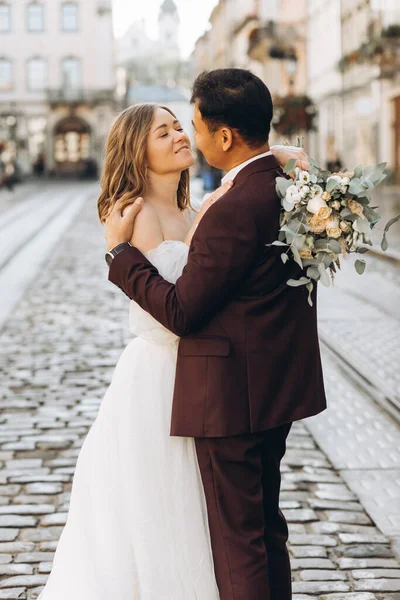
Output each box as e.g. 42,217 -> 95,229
128,240 -> 189,345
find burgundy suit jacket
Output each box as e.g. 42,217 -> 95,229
109,155 -> 327,438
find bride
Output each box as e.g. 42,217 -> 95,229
38,103 -> 301,599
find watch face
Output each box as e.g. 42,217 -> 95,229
105,252 -> 113,267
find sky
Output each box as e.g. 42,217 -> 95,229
112,0 -> 219,58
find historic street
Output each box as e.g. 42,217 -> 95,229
0,183 -> 399,599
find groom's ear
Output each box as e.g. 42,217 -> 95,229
221,127 -> 233,152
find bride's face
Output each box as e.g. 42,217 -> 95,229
146,107 -> 194,175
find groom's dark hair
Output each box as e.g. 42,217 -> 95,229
191,69 -> 273,149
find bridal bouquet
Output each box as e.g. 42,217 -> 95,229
271,156 -> 399,306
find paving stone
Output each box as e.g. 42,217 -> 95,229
291,558 -> 336,570
40,513 -> 67,527
292,581 -> 351,593
352,569 -> 400,579
290,546 -> 328,558
339,558 -> 400,569
15,553 -> 54,564
283,509 -> 318,522
338,533 -> 388,545
0,487 -> 21,497
308,499 -> 364,511
0,564 -> 33,576
0,530 -> 19,542
289,534 -> 337,547
0,575 -> 47,588
0,543 -> 35,554
0,506 -> 55,516
0,516 -> 37,528
319,594 -> 378,600
341,545 -> 394,558
37,562 -> 52,574
299,569 -> 348,580
0,590 -> 27,600
326,512 -> 372,525
0,555 -> 12,564
354,579 -> 400,592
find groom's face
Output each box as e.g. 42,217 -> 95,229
192,104 -> 224,169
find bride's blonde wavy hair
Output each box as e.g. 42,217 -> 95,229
98,103 -> 191,223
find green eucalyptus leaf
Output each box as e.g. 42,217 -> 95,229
306,266 -> 320,280
281,253 -> 289,264
287,277 -> 310,287
381,232 -> 388,251
354,218 -> 371,235
355,259 -> 366,275
291,245 -> 304,269
348,179 -> 363,195
306,281 -> 314,307
357,247 -> 370,254
326,178 -> 338,192
318,263 -> 331,287
354,164 -> 363,178
384,213 -> 400,233
271,240 -> 290,247
276,177 -> 292,198
283,158 -> 297,174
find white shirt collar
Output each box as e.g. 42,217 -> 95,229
221,151 -> 273,185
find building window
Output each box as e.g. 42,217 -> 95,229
27,3 -> 44,32
0,58 -> 12,90
27,57 -> 47,91
62,57 -> 81,91
61,2 -> 78,32
0,3 -> 11,32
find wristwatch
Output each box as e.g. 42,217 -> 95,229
105,242 -> 132,267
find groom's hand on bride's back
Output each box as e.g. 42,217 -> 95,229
105,197 -> 144,252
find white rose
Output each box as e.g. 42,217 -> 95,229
299,170 -> 311,184
307,194 -> 328,215
286,184 -> 300,199
300,185 -> 310,198
310,184 -> 323,197
341,177 -> 350,185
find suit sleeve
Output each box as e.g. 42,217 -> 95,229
108,197 -> 259,337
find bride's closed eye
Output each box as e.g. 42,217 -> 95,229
161,128 -> 184,138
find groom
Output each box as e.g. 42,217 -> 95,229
105,69 -> 327,599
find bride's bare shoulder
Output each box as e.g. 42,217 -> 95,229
130,202 -> 164,254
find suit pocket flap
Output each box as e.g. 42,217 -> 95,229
180,336 -> 231,357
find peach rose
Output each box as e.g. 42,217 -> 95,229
322,191 -> 331,201
326,217 -> 341,238
308,215 -> 327,234
299,247 -> 313,259
307,194 -> 328,215
348,199 -> 364,217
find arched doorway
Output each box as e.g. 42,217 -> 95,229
53,116 -> 91,176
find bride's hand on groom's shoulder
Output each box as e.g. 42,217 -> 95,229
185,181 -> 233,246
201,181 -> 234,216
271,145 -> 310,175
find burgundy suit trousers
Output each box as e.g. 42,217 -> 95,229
195,423 -> 292,600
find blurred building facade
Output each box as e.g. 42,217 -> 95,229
191,0 -> 313,145
192,0 -> 400,181
0,0 -> 115,176
115,0 -> 190,100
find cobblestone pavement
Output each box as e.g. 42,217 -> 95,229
0,189 -> 400,599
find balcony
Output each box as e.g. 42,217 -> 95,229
248,21 -> 276,62
46,88 -> 115,107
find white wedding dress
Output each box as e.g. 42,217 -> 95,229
38,240 -> 220,600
